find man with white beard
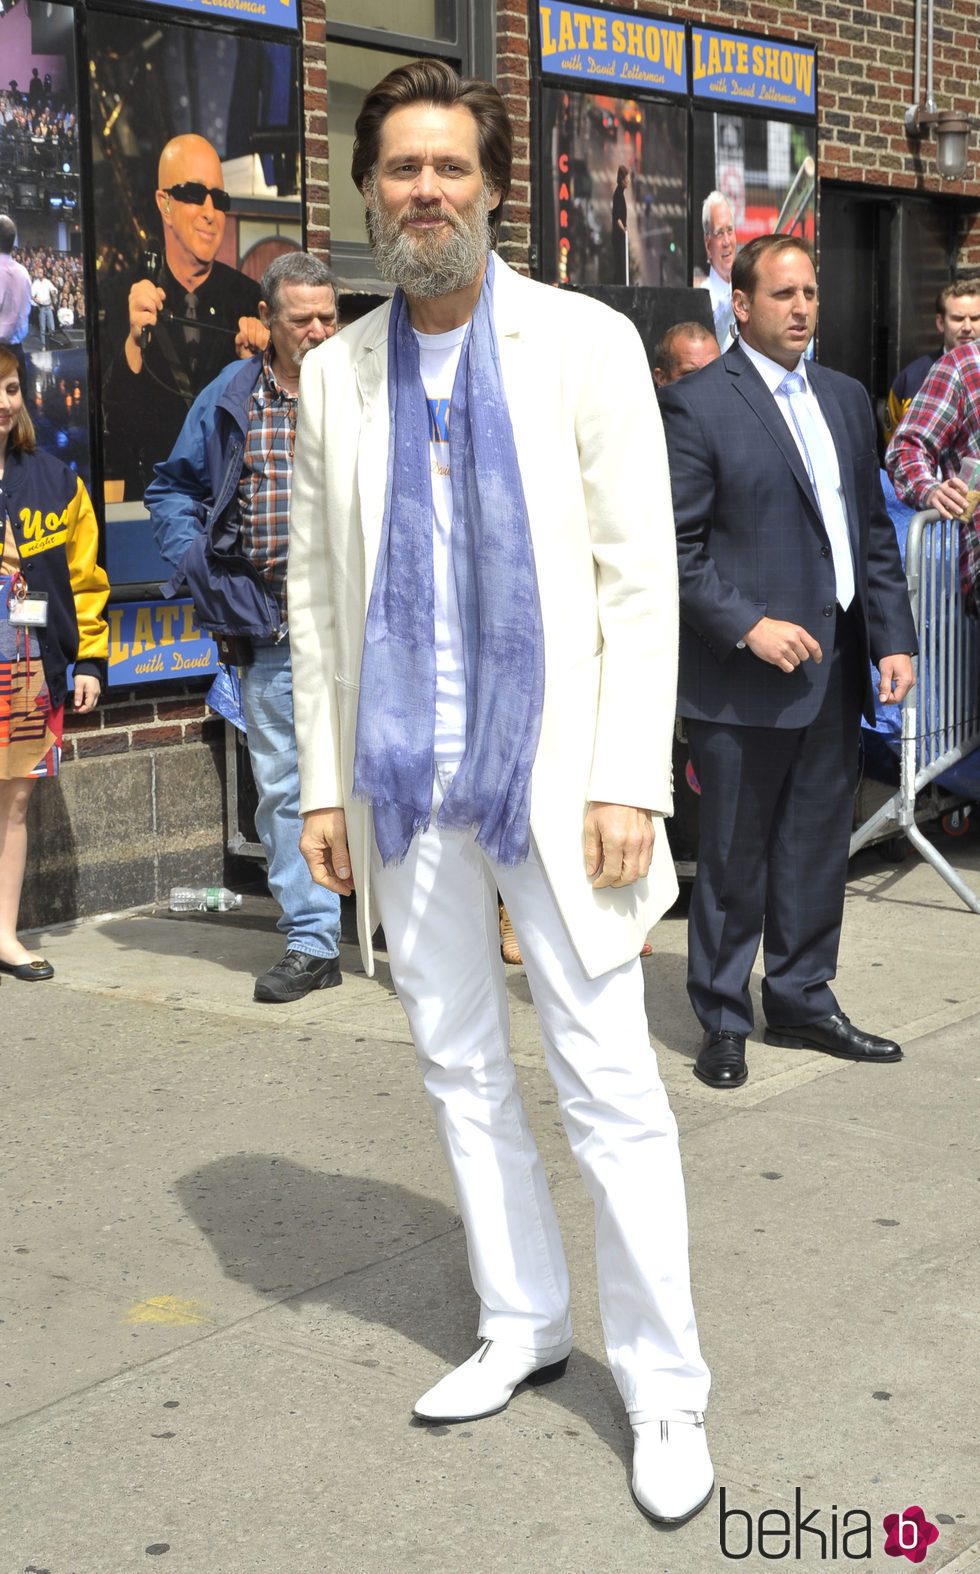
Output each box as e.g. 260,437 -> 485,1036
287,59 -> 713,1528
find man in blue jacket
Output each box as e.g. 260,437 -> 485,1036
146,252 -> 342,1002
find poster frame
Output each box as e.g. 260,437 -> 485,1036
77,0 -> 305,661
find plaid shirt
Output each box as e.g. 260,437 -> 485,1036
886,340 -> 980,506
238,350 -> 296,617
886,340 -> 980,612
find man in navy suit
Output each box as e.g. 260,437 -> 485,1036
659,234 -> 917,1090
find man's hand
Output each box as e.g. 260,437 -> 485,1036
583,802 -> 654,889
927,476 -> 971,520
72,674 -> 101,714
124,279 -> 166,373
235,315 -> 270,358
744,616 -> 823,672
877,654 -> 915,706
300,807 -> 354,896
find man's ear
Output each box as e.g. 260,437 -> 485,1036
155,189 -> 171,227
732,289 -> 750,324
258,300 -> 271,327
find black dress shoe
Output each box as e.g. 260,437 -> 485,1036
693,1030 -> 748,1088
764,1012 -> 902,1062
254,950 -> 341,1003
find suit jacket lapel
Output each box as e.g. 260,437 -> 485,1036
727,343 -> 821,519
353,306 -> 392,586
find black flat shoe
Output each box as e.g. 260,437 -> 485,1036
0,958 -> 54,980
693,1029 -> 748,1088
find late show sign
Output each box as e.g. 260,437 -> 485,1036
692,25 -> 816,114
106,599 -> 218,686
539,4 -> 687,94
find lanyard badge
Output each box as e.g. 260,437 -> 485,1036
7,573 -> 49,627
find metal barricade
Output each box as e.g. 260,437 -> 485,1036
849,509 -> 980,912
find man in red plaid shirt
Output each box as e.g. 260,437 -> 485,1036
886,340 -> 980,518
886,340 -> 980,607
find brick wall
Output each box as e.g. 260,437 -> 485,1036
62,688 -> 222,764
22,687 -> 229,929
302,0 -> 330,259
498,2 -> 535,268
474,0 -> 980,270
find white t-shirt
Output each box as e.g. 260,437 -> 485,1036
415,323 -> 468,761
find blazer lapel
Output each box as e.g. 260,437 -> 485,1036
727,344 -> 821,519
491,256 -> 539,513
353,307 -> 392,583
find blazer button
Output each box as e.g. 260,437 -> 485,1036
820,546 -> 830,557
823,604 -> 834,616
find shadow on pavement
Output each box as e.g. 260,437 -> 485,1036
175,1153 -> 630,1459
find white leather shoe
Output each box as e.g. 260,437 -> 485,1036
413,1337 -> 573,1423
630,1411 -> 714,1525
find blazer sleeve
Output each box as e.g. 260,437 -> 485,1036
864,445 -> 918,661
574,308 -> 678,817
658,377 -> 769,659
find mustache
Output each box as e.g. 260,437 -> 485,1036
401,204 -> 459,227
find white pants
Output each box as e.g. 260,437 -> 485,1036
370,766 -> 710,1415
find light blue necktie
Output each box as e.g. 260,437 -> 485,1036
778,371 -> 854,610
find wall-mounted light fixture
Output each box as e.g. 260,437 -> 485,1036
905,103 -> 978,181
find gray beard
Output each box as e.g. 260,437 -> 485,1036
365,175 -> 494,299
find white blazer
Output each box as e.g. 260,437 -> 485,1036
288,256 -> 679,979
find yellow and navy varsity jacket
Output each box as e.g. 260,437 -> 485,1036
1,446 -> 109,708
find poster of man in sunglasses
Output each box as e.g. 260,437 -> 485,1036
92,15 -> 302,502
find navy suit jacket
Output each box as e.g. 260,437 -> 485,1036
658,342 -> 917,729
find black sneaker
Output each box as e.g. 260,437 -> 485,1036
253,950 -> 342,1003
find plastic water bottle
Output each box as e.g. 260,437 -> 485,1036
169,886 -> 242,913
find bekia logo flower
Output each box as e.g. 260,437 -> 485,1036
883,1505 -> 939,1563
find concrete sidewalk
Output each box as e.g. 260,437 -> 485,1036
1,834 -> 978,1573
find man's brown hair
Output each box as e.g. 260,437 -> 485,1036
936,276 -> 980,314
731,233 -> 815,299
351,58 -> 512,231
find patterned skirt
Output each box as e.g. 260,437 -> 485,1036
0,574 -> 63,780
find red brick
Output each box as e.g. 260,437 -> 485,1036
156,699 -> 206,722
73,732 -> 131,759
99,703 -> 154,726
129,725 -> 183,751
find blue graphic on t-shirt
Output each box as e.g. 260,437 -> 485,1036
427,398 -> 451,443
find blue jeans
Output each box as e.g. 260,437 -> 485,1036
37,304 -> 54,344
239,640 -> 340,959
